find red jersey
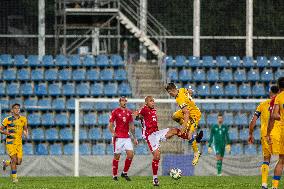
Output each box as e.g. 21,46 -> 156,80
269,96 -> 276,114
109,108 -> 133,138
139,105 -> 158,138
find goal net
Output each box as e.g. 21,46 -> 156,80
73,98 -> 279,177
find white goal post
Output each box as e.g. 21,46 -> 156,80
74,98 -> 264,176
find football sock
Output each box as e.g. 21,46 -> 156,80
192,140 -> 198,153
152,159 -> 159,178
5,160 -> 10,166
272,176 -> 281,189
261,162 -> 269,186
11,170 -> 17,179
123,158 -> 132,173
217,160 -> 222,175
112,158 -> 119,177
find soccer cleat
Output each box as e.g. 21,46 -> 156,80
195,130 -> 203,143
153,178 -> 159,186
121,172 -> 131,181
192,151 -> 201,166
261,186 -> 268,189
12,178 -> 18,183
2,160 -> 7,171
112,176 -> 118,181
217,174 -> 222,176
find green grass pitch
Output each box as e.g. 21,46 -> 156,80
0,176 -> 282,189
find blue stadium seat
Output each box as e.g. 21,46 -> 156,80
228,128 -> 238,141
207,113 -> 217,125
216,56 -> 228,67
104,83 -> 117,96
32,128 -> 44,141
202,56 -> 214,68
234,113 -> 248,126
239,83 -> 252,97
60,128 -> 73,141
38,98 -> 51,110
215,103 -> 229,111
239,129 -> 249,141
102,129 -> 112,140
229,56 -> 241,68
21,83 -> 33,97
127,103 -> 136,110
83,113 -> 97,126
0,82 -> 5,96
135,144 -> 148,155
197,84 -> 210,97
17,69 -> 30,81
27,55 -> 40,66
243,103 -> 257,112
110,55 -> 124,67
254,128 -> 261,140
42,55 -> 54,67
231,144 -> 243,155
98,113 -> 109,126
108,102 -> 119,110
260,69 -> 274,82
31,69 -> 44,81
73,69 -> 86,81
114,69 -> 127,81
165,56 -> 174,67
275,68 -> 284,80
94,102 -> 107,111
45,69 -> 58,81
0,98 -> 9,110
7,82 -> 19,96
86,69 -> 99,81
80,143 -> 91,155
252,84 -> 266,97
91,83 -> 103,96
207,69 -> 219,82
201,128 -> 209,141
188,56 -> 200,67
100,69 -> 113,81
244,144 -> 257,155
80,128 -> 88,140
82,55 -> 95,67
42,113 -> 55,126
69,113 -> 76,125
199,114 -> 206,125
118,83 -> 132,96
135,127 -> 143,139
0,54 -> 12,65
76,83 -> 90,96
256,56 -> 268,68
89,128 -> 102,140
64,143 -> 74,155
193,69 -> 206,82
178,69 -> 192,82
49,83 -> 61,96
229,103 -> 243,111
3,68 -> 16,80
270,56 -> 281,68
243,56 -> 254,68
210,83 -> 224,97
55,55 -> 68,67
167,69 -> 178,82
175,55 -> 186,67
66,98 -> 75,110
58,69 -> 72,81
23,143 -> 33,155
96,55 -> 109,67
35,143 -> 48,155
92,144 -> 105,155
69,55 -> 81,66
52,98 -> 65,110
45,128 -> 59,141
247,69 -> 260,82
80,102 -> 94,110
223,112 -> 233,125
0,143 -> 5,155
9,98 -> 22,107
14,55 -> 26,66
62,83 -> 75,96
50,143 -> 62,155
234,69 -> 246,82
27,113 -> 41,126
55,113 -> 69,126
219,69 -> 233,82
34,83 -> 48,96
224,84 -> 238,97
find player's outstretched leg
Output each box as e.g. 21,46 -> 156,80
2,159 -> 10,171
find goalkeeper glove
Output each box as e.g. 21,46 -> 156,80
208,147 -> 212,154
225,144 -> 231,153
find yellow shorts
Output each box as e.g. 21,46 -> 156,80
6,144 -> 23,159
172,109 -> 201,132
261,136 -> 280,157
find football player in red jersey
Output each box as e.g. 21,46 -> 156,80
108,97 -> 138,181
134,96 -> 202,186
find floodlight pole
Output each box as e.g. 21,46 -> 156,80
74,99 -> 80,177
139,0 -> 147,62
38,0 -> 45,58
193,0 -> 200,57
246,0 -> 253,56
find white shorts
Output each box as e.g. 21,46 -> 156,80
145,128 -> 169,152
113,138 -> 133,154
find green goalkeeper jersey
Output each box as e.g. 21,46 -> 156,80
208,124 -> 231,148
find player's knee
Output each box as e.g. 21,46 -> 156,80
11,158 -> 17,165
153,151 -> 160,160
114,154 -> 120,160
126,152 -> 134,159
16,159 -> 22,165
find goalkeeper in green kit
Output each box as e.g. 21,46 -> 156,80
208,113 -> 231,176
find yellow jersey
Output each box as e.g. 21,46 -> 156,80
2,115 -> 27,145
175,88 -> 201,115
275,91 -> 284,126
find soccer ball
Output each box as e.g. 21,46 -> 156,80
169,168 -> 182,180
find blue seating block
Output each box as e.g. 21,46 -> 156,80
175,55 -> 186,67
80,143 -> 91,155
64,143 -> 74,155
69,55 -> 81,66
50,143 -> 62,155
84,113 -> 97,126
92,144 -> 105,155
23,143 -> 33,155
118,83 -> 131,96
104,83 -> 117,96
216,56 -> 228,67
207,69 -> 219,82
89,128 -> 102,140
55,113 -> 69,126
234,69 -> 246,82
31,69 -> 44,81
193,69 -> 206,82
210,84 -> 224,97
46,128 -> 59,141
270,56 -> 281,68
114,69 -> 127,81
7,82 -> 19,96
32,128 -> 44,141
73,69 -> 86,81
58,69 -> 71,81
243,56 -> 254,68
256,56 -> 268,68
111,55 -> 124,67
36,143 -> 48,155
197,84 -> 210,97
49,83 -> 61,96
83,55 -> 95,67
34,83 -> 48,96
62,83 -> 75,96
42,55 -> 54,67
188,56 -> 200,67
55,55 -> 68,66
167,69 -> 178,82
60,128 -> 73,141
0,54 -> 12,65
52,98 -> 65,110
165,56 -> 174,67
27,55 -> 40,66
100,69 -> 113,81
224,84 -> 238,97
220,69 -> 233,82
45,69 -> 58,81
42,113 -> 55,126
239,84 -> 252,97
80,128 -> 88,140
14,55 -> 26,66
3,68 -> 16,80
96,55 -> 109,67
260,69 -> 274,82
86,69 -> 99,81
91,83 -> 103,96
202,56 -> 214,67
229,56 -> 241,68
247,69 -> 260,82
28,113 -> 41,126
17,69 -> 30,81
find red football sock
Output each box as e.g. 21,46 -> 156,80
112,158 -> 119,176
152,159 -> 160,176
123,158 -> 132,173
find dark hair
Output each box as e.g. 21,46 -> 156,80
217,113 -> 223,117
165,82 -> 177,91
270,85 -> 279,94
277,77 -> 284,89
119,96 -> 127,102
11,103 -> 21,109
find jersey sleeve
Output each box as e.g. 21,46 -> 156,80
176,88 -> 188,109
109,110 -> 116,123
139,107 -> 146,117
2,117 -> 8,127
254,104 -> 261,118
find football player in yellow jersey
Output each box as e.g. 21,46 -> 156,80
165,83 -> 203,166
267,77 -> 284,189
0,103 -> 28,183
248,85 -> 279,189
